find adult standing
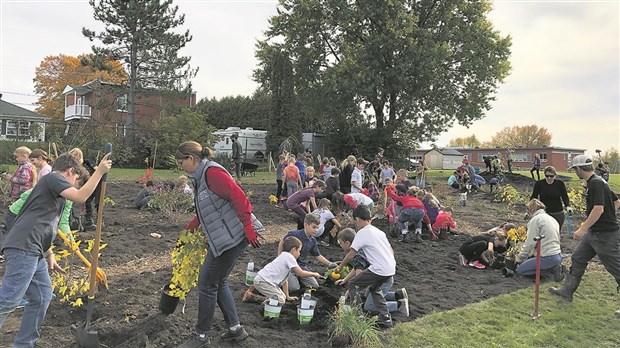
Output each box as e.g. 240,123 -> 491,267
516,199 -> 564,280
549,155 -> 620,319
530,166 -> 572,230
530,154 -> 541,180
176,141 -> 260,346
339,155 -> 356,194
231,134 -> 243,182
416,161 -> 429,189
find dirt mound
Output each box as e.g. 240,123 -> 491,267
1,177 -> 582,347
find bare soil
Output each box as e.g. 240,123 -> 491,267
1,173 -> 583,347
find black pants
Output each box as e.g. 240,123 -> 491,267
548,211 -> 565,231
84,181 -> 102,222
530,167 -> 540,180
459,240 -> 488,263
276,179 -> 283,200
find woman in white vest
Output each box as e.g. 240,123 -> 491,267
176,141 -> 261,347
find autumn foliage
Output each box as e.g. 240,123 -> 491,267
33,54 -> 127,136
487,125 -> 552,148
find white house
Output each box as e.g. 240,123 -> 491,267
0,96 -> 48,141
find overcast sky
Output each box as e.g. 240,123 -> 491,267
1,0 -> 618,155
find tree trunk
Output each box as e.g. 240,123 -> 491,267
373,101 -> 385,129
126,44 -> 137,147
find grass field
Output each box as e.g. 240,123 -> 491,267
385,271 -> 620,347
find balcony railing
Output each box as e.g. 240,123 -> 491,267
65,104 -> 91,121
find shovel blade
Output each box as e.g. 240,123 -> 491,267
72,322 -> 101,348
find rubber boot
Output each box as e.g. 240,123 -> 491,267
548,273 -> 581,301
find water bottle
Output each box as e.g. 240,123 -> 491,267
247,261 -> 254,271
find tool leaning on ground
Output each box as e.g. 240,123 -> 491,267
532,234 -> 545,320
73,143 -> 112,348
56,229 -> 108,289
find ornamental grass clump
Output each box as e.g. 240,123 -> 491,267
328,303 -> 382,347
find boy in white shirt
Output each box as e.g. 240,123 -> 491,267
350,158 -> 368,193
334,204 -> 396,328
242,236 -> 321,305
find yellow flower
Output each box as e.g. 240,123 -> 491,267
269,195 -> 278,204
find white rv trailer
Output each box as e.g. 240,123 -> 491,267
212,127 -> 329,161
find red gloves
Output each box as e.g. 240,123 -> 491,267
185,216 -> 199,231
245,227 -> 261,248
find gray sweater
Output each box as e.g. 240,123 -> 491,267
519,209 -> 562,259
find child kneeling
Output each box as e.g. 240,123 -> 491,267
243,236 -> 321,305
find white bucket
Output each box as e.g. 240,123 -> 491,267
300,295 -> 318,309
264,302 -> 282,318
297,305 -> 315,325
245,270 -> 258,286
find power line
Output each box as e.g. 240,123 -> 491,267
0,91 -> 39,97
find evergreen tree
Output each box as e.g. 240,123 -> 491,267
266,51 -> 302,156
83,0 -> 198,146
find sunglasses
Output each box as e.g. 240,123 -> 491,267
545,175 -> 555,178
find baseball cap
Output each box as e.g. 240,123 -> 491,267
357,158 -> 369,165
568,155 -> 593,169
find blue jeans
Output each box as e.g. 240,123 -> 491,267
398,208 -> 425,232
363,276 -> 398,313
196,240 -> 247,334
517,253 -> 562,276
0,248 -> 53,348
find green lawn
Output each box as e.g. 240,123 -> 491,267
385,271 -> 620,347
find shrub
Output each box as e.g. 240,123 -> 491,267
567,187 -> 586,216
328,303 -> 382,347
168,228 -> 208,299
147,188 -> 194,224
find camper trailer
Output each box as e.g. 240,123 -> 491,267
212,127 -> 330,162
213,127 -> 267,161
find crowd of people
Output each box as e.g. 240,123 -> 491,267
0,142 -> 618,347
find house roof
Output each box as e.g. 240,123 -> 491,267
435,148 -> 464,156
0,100 -> 48,121
62,84 -> 92,96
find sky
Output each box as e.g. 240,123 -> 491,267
0,0 -> 618,155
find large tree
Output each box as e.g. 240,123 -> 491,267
266,51 -> 302,155
254,0 -> 511,150
33,54 -> 126,138
487,125 -> 552,148
195,89 -> 272,131
83,0 -> 197,146
448,134 -> 482,148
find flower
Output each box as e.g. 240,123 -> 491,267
505,226 -> 527,260
269,195 -> 278,204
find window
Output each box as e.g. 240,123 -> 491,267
539,153 -> 548,162
116,94 -> 128,112
478,153 -> 497,162
410,155 -> 423,162
5,121 -> 17,137
512,153 -> 532,162
18,121 -> 30,137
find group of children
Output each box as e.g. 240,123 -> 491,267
0,146 -> 113,347
243,205 -> 406,328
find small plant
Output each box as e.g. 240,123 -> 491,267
147,188 -> 194,224
567,187 -> 586,215
268,194 -> 278,204
324,266 -> 350,281
51,234 -> 108,307
328,303 -> 382,347
505,226 -> 527,261
168,228 -> 208,299
494,184 -> 528,217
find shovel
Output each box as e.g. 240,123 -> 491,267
57,229 -> 108,289
74,143 -> 111,348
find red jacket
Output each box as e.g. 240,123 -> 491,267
432,212 -> 456,232
385,187 -> 430,224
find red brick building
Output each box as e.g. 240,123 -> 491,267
62,79 -> 196,137
411,146 -> 586,172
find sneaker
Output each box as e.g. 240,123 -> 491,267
395,288 -> 408,302
375,314 -> 393,329
318,240 -> 330,247
15,298 -> 28,309
398,299 -> 410,317
459,254 -> 469,267
220,326 -> 248,342
469,261 -> 486,269
414,234 -> 423,243
178,332 -> 210,348
398,233 -> 409,243
274,203 -> 284,208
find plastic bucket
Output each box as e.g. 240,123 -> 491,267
300,295 -> 318,309
264,303 -> 282,318
245,270 -> 258,286
159,283 -> 180,315
501,267 -> 515,277
297,305 -> 315,325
